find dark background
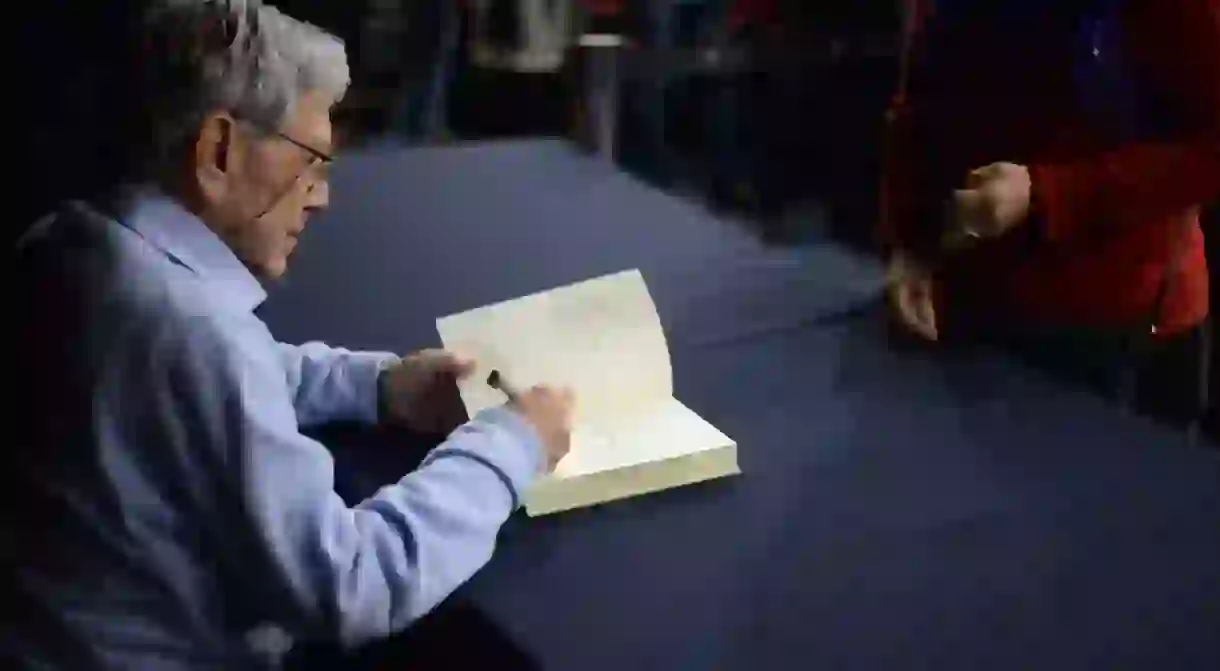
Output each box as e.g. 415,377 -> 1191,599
14,1 -> 904,241
13,0 -> 1217,430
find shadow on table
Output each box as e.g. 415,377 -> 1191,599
829,303 -> 1210,451
830,305 -> 1114,424
283,423 -> 541,671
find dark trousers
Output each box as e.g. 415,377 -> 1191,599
1133,320 -> 1211,432
965,318 -> 1211,440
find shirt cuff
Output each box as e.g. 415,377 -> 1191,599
350,352 -> 401,424
426,406 -> 545,507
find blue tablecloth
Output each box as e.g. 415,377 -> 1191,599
263,140 -> 1220,670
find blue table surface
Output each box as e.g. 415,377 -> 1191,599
262,140 -> 1220,670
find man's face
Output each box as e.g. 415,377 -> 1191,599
195,90 -> 335,279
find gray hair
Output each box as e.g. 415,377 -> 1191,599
132,0 -> 348,173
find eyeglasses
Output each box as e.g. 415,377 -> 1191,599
270,129 -> 333,193
236,118 -> 334,192
271,129 -> 334,166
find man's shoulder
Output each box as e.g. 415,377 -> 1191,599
15,201 -> 262,359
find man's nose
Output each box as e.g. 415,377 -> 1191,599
307,180 -> 330,210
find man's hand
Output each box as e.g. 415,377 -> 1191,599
510,386 -> 576,473
380,350 -> 476,434
952,162 -> 1032,239
886,251 -> 938,341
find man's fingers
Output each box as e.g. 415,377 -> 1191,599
416,349 -> 478,378
966,163 -> 1002,188
894,282 -> 938,341
953,188 -> 984,212
953,188 -> 990,234
895,283 -> 927,337
911,284 -> 938,340
893,281 -> 917,325
526,386 -> 577,412
887,254 -> 938,341
449,355 -> 477,378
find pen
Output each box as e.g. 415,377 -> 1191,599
487,369 -> 520,402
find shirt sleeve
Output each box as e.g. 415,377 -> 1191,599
278,343 -> 400,427
174,314 -> 544,648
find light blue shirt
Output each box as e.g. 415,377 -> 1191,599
8,189 -> 543,669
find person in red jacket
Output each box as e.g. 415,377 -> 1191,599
881,0 -> 1219,431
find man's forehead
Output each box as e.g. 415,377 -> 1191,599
293,123 -> 333,154
286,92 -> 337,149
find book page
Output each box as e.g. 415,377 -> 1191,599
559,397 -> 735,477
436,269 -> 673,426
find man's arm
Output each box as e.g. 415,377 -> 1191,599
1029,0 -> 1220,244
176,317 -> 542,648
278,342 -> 399,427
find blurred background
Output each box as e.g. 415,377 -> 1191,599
17,0 -> 903,247
13,0 -> 1218,430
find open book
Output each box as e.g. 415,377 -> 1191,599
437,269 -> 739,516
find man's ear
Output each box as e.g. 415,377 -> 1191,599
194,112 -> 237,202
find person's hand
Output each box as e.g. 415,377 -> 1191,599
951,162 -> 1032,240
380,350 -> 477,434
510,386 -> 576,473
886,251 -> 938,341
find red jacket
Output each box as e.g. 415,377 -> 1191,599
727,0 -> 777,28
881,0 -> 1220,337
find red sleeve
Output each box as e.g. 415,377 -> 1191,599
878,100 -> 916,253
878,0 -> 936,255
727,0 -> 777,28
582,0 -> 625,14
1030,0 -> 1220,244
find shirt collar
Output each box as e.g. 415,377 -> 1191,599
116,186 -> 268,313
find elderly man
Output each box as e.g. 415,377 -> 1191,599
8,1 -> 574,668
